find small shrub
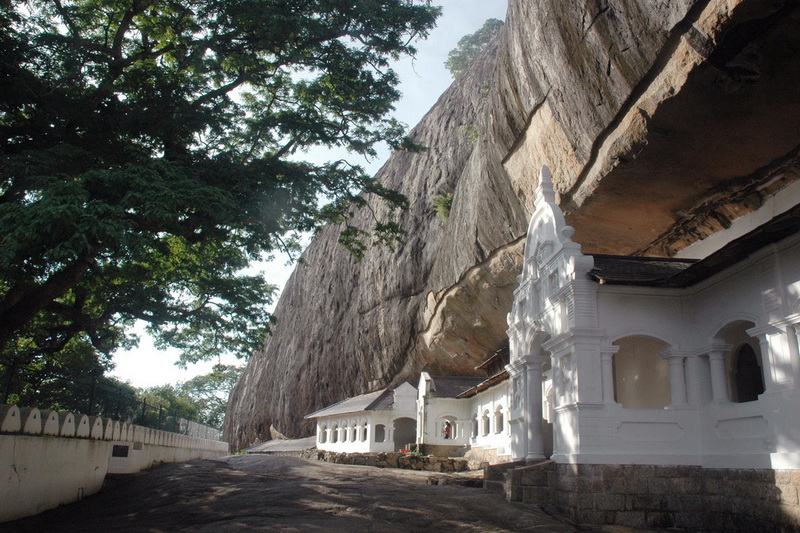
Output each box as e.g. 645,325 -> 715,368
432,192 -> 453,224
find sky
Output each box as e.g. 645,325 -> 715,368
109,0 -> 510,389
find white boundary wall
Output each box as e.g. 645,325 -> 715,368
0,404 -> 229,523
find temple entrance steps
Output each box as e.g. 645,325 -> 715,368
464,445 -> 512,469
484,460 -> 554,501
483,460 -> 527,495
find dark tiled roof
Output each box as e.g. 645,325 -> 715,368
589,255 -> 697,285
475,344 -> 510,371
369,390 -> 395,411
456,371 -> 510,399
589,204 -> 800,288
304,389 -> 393,419
429,376 -> 486,398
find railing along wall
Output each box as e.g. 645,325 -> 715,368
1,404 -> 230,523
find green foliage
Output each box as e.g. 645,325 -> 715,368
407,445 -> 424,457
464,124 -> 480,144
444,18 -> 504,78
432,192 -> 453,224
0,0 -> 440,369
1,343 -> 140,418
140,384 -> 202,423
178,364 -> 242,428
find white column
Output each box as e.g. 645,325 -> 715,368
748,325 -> 785,392
707,346 -> 732,402
785,324 -> 800,389
662,350 -> 688,407
523,354 -> 546,461
506,360 -> 526,461
600,345 -> 619,404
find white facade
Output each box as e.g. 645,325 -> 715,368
416,372 -> 512,457
507,165 -> 800,469
307,383 -> 418,453
307,375 -> 514,459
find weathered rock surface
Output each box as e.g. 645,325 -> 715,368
225,0 -> 800,449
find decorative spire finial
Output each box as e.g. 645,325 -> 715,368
535,164 -> 556,206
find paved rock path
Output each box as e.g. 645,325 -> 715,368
5,455 -> 598,532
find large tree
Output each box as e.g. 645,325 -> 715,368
0,0 -> 440,373
444,17 -> 503,78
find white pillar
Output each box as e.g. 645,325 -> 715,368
748,325 -> 785,392
786,324 -> 800,389
523,354 -> 546,461
600,345 -> 619,404
506,360 -> 527,461
662,350 -> 688,407
707,346 -> 732,403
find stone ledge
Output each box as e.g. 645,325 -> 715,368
305,450 -> 472,473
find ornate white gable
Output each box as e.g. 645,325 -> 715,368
507,165 -> 595,361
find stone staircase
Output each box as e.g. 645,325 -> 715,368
483,460 -> 526,495
484,459 -> 555,504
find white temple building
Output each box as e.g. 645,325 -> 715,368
507,165 -> 800,469
308,165 -> 800,471
415,350 -> 513,460
305,382 -> 418,453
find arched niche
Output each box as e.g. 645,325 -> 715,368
613,335 -> 671,409
494,405 -> 504,434
439,415 -> 456,440
715,320 -> 763,403
374,424 -> 386,443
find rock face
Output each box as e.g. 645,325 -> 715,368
225,0 -> 800,449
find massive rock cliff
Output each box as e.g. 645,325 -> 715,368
225,0 -> 800,449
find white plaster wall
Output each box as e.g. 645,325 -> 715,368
316,414 -> 379,453
597,290 -> 687,347
315,411 -> 417,453
466,383 -> 511,456
0,433 -> 229,523
0,405 -> 229,523
106,440 -> 229,474
0,435 -> 111,523
314,385 -> 418,454
419,397 -> 473,445
554,233 -> 800,468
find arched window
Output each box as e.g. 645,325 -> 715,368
350,422 -> 357,442
471,414 -> 478,438
360,420 -> 368,442
733,344 -> 765,402
613,336 -> 670,409
331,424 -> 339,443
375,424 -> 386,443
319,425 -> 327,444
481,410 -> 490,436
442,420 -> 452,439
494,405 -> 504,434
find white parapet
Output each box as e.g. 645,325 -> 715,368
0,404 -> 229,523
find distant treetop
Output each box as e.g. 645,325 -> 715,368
445,18 -> 505,78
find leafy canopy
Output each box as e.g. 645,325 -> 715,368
0,0 -> 440,369
179,363 -> 242,428
444,18 -> 503,78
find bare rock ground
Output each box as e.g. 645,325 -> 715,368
4,455 -> 597,532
